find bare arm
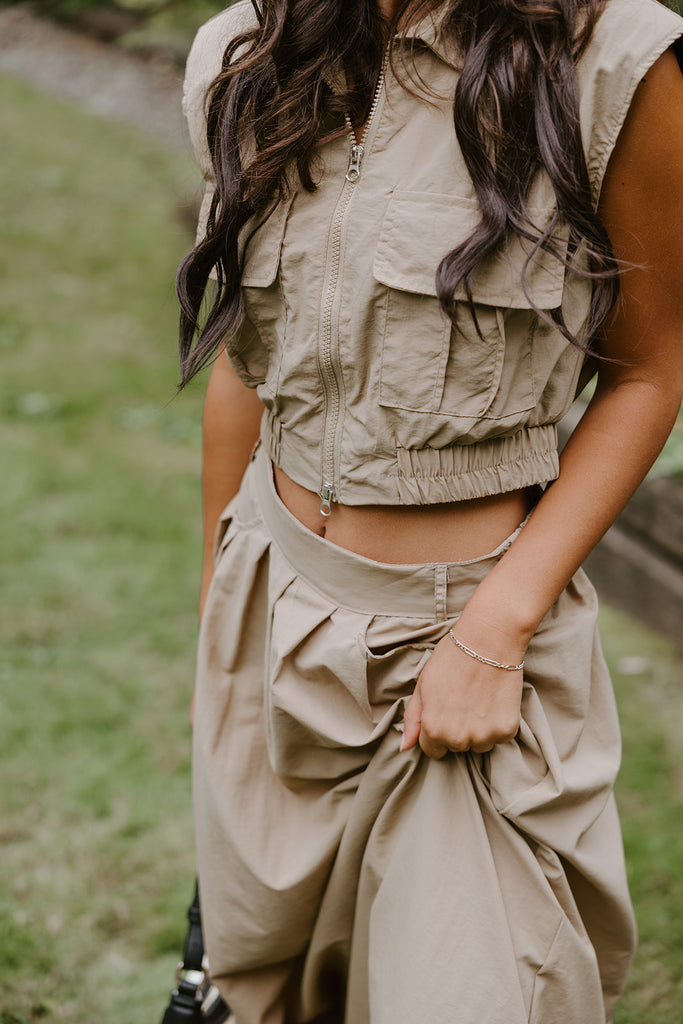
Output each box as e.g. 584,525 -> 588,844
403,48 -> 683,757
199,353 -> 264,619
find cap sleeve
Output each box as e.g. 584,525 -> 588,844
182,0 -> 260,244
577,0 -> 683,204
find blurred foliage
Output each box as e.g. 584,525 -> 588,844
28,0 -> 225,16
17,0 -> 231,62
651,420 -> 683,479
14,0 -> 683,57
116,2 -> 228,61
21,0 -> 683,13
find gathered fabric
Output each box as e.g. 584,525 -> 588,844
193,447 -> 636,1024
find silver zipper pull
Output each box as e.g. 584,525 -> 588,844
345,143 -> 364,183
319,482 -> 335,517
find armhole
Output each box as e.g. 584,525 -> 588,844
587,23 -> 683,205
674,34 -> 683,75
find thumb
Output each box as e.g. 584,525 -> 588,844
400,679 -> 423,751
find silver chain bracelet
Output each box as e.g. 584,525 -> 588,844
448,629 -> 525,672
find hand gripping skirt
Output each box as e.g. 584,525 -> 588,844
192,445 -> 636,1024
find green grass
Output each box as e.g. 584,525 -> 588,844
651,417 -> 683,479
117,1 -> 229,62
602,608 -> 683,1022
0,72 -> 206,1022
1,70 -> 682,1023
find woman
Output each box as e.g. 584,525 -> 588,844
178,0 -> 683,1021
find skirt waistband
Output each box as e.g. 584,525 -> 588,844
251,445 -> 529,618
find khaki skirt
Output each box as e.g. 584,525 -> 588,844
193,445 -> 636,1024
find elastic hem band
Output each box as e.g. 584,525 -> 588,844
261,413 -> 559,506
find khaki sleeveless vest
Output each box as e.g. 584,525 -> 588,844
184,0 -> 683,505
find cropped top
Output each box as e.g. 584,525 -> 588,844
183,0 -> 683,506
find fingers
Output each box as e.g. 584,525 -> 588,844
401,685 -> 455,758
419,731 -> 500,758
418,733 -> 449,760
402,687 -> 520,759
422,715 -> 519,756
402,693 -> 500,758
469,741 -> 495,754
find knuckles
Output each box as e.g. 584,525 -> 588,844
416,653 -> 523,755
419,712 -> 520,753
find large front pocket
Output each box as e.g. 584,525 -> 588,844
228,198 -> 293,388
373,191 -> 568,419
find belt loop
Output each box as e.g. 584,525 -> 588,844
434,564 -> 448,622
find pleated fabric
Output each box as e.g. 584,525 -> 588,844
193,446 -> 636,1024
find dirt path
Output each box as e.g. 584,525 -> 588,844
0,4 -> 188,150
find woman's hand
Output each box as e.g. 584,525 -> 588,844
401,613 -> 526,758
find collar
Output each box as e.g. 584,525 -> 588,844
323,4 -> 459,95
402,3 -> 460,71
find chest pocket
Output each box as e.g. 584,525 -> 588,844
229,198 -> 293,389
372,191 -> 567,421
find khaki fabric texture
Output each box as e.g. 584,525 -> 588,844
183,0 -> 683,506
193,447 -> 636,1024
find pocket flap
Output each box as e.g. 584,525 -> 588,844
373,190 -> 567,310
240,197 -> 293,288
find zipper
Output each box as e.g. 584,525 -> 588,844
318,57 -> 388,516
345,143 -> 364,184
319,482 -> 335,518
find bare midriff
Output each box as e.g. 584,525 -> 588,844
273,465 -> 534,564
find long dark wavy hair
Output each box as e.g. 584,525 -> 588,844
177,0 -> 617,384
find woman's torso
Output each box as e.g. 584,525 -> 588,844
183,0 -> 683,560
236,46 -> 579,511
273,464 -> 533,563
243,16 -> 569,559
275,25 -> 535,564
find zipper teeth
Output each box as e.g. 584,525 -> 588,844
320,215 -> 346,494
319,56 -> 388,509
344,61 -> 387,148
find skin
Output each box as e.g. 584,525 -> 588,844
197,39 -> 683,757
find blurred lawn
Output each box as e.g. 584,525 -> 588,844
1,71 -> 682,1024
0,72 -> 206,1021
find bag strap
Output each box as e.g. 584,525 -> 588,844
160,882 -> 232,1024
182,883 -> 204,973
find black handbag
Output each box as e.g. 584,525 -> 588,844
160,882 -> 232,1023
